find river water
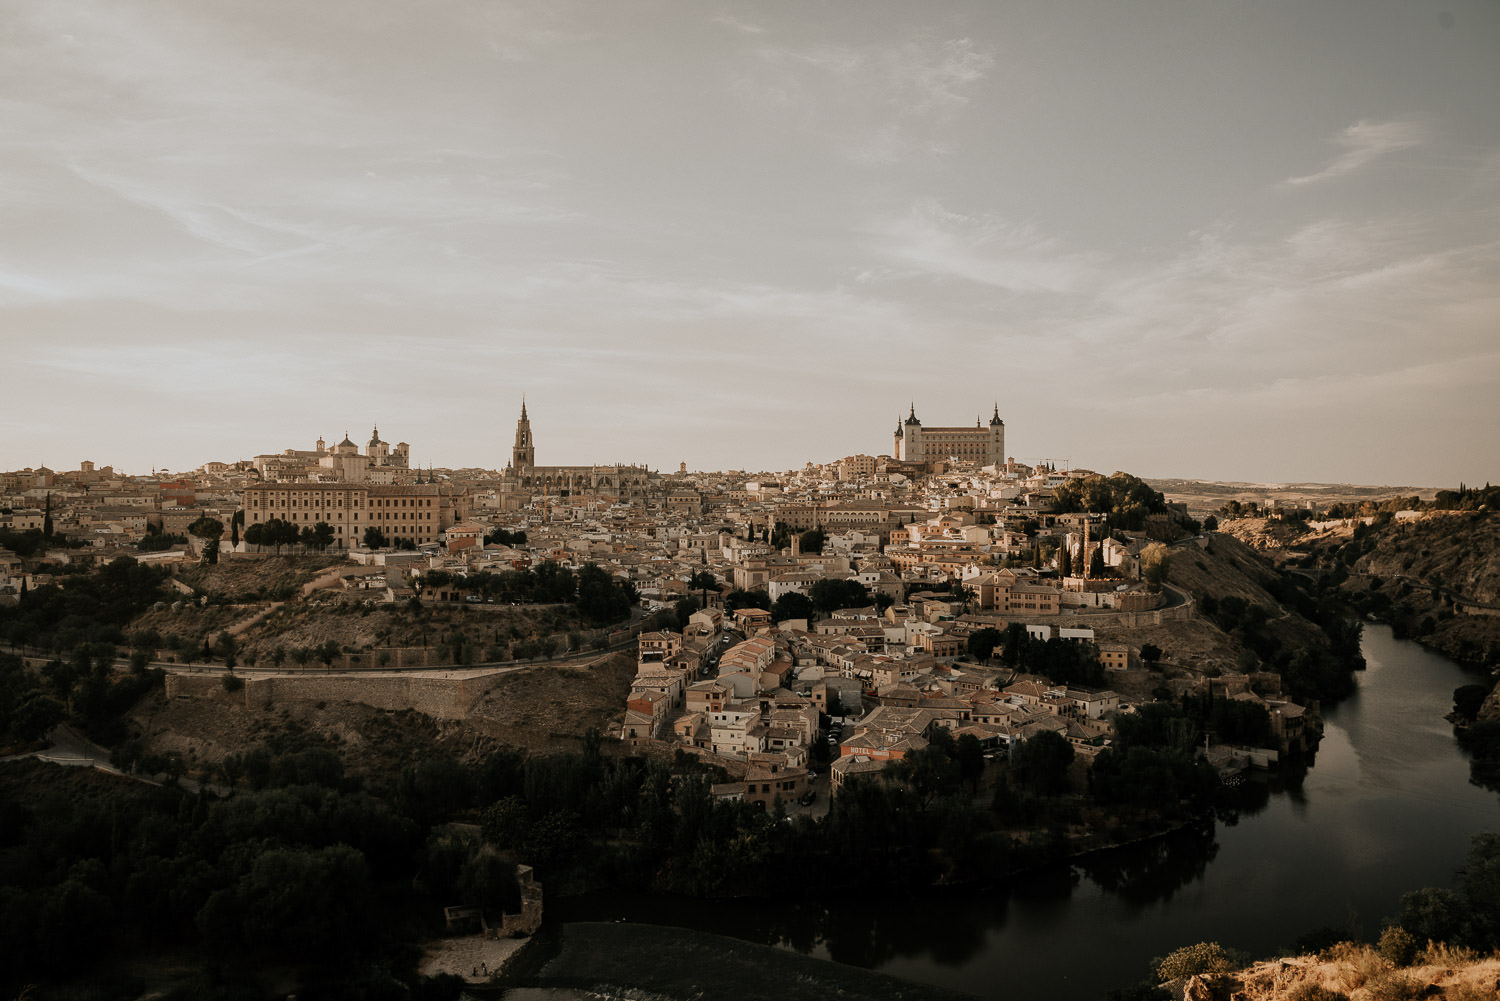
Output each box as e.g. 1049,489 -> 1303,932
545,624 -> 1500,1000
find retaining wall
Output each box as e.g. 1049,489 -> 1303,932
166,670 -> 486,719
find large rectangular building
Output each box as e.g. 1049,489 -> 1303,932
241,482 -> 466,548
893,404 -> 1005,468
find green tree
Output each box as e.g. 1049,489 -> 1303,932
575,563 -> 632,624
808,577 -> 870,613
189,515 -> 224,564
966,626 -> 1003,662
138,531 -> 188,553
1141,542 -> 1172,593
673,596 -> 700,628
955,733 -> 985,790
363,526 -> 389,550
300,521 -> 335,552
197,845 -> 376,960
771,591 -> 814,623
1011,730 -> 1073,796
798,528 -> 827,554
688,570 -> 718,608
1154,942 -> 1242,981
724,588 -> 771,612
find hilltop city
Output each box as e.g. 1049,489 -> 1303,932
0,401 -> 1331,805
10,398 -> 1495,1000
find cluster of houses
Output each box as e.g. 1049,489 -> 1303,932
619,592 -> 1319,808
618,594 -> 1137,806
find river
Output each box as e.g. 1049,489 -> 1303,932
534,624 -> 1500,1000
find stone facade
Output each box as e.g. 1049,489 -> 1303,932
894,403 -> 1005,469
241,481 -> 467,549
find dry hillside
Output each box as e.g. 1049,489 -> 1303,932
1164,943 -> 1500,1001
129,650 -> 638,780
1092,532 -> 1341,683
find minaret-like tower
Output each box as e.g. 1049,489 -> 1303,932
988,403 -> 1005,468
1082,518 -> 1091,580
893,417 -> 904,460
512,399 -> 535,470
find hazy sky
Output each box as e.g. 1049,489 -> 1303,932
3,1 -> 1497,485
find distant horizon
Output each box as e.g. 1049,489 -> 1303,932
3,440 -> 1462,496
3,2 -> 1496,486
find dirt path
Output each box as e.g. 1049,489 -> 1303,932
418,935 -> 530,985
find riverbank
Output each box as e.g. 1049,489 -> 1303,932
506,921 -> 981,1001
522,626 -> 1500,1001
418,933 -> 529,986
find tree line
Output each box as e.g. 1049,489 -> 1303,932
418,562 -> 638,626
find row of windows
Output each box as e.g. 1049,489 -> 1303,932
247,494 -> 437,509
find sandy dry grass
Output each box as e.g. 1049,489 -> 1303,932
1218,946 -> 1500,1001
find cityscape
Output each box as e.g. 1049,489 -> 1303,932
2,400 -> 1497,998
3,1 -> 1498,999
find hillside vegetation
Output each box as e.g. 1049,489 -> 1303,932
1119,532 -> 1364,704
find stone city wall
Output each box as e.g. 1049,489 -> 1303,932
166,671 -> 487,719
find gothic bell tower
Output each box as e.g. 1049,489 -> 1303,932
512,399 -> 535,470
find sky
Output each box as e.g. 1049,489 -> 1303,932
2,1 -> 1497,486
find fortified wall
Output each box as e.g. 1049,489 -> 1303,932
164,671 -> 490,719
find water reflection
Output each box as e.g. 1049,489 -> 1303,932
553,626 -> 1500,1001
1073,822 -> 1218,908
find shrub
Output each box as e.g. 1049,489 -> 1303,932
1154,942 -> 1242,981
1377,926 -> 1418,967
222,673 -> 244,693
1285,983 -> 1347,1001
1416,940 -> 1478,967
1331,944 -> 1387,991
1363,972 -> 1421,1001
1444,978 -> 1497,1001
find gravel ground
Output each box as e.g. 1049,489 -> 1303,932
419,933 -> 530,984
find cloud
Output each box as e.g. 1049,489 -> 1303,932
869,199 -> 1102,293
887,38 -> 995,115
730,35 -> 994,164
747,37 -> 994,117
1283,119 -> 1426,186
711,12 -> 764,35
